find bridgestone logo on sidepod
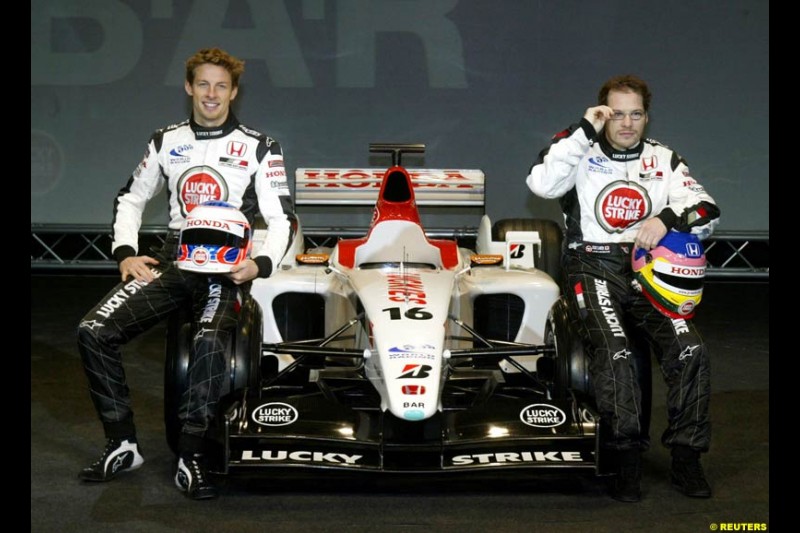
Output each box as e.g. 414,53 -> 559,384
252,402 -> 298,426
520,404 -> 566,428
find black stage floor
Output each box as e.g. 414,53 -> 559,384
31,275 -> 769,532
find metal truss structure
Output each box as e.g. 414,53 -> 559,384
31,225 -> 768,279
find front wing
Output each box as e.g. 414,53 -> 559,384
217,384 -> 599,474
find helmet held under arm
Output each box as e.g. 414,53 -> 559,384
632,231 -> 706,319
176,201 -> 252,273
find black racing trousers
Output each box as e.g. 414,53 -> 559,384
563,244 -> 711,452
77,260 -> 241,452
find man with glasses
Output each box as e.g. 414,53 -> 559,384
526,75 -> 720,502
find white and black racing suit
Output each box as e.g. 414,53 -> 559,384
527,118 -> 720,453
77,113 -> 293,453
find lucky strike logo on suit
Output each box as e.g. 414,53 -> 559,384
177,167 -> 228,215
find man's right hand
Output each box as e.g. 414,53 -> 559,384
583,105 -> 614,133
119,256 -> 160,283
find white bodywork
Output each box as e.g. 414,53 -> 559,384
250,168 -> 560,421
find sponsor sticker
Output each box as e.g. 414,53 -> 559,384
404,410 -> 425,421
388,345 -> 436,360
252,402 -> 299,426
240,449 -> 362,465
638,171 -> 663,181
584,244 -> 611,254
95,271 -> 162,318
470,254 -> 503,266
177,167 -> 228,215
509,243 -> 526,259
685,242 -> 702,257
219,157 -> 248,170
672,318 -> 690,335
587,156 -> 613,175
397,364 -> 432,379
227,141 -> 246,157
574,281 -> 586,311
520,403 -> 567,428
199,284 -> 222,323
194,128 -> 223,138
595,182 -> 651,233
239,125 -> 263,138
641,155 -> 658,171
450,450 -> 585,466
296,253 -> 329,265
594,279 -> 626,337
190,247 -> 210,267
679,345 -> 700,361
386,273 -> 427,305
169,144 -> 193,158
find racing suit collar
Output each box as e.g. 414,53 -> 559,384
189,113 -> 239,140
598,134 -> 644,162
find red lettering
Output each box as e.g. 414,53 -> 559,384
187,219 -> 231,230
303,171 -> 342,188
670,266 -> 705,276
385,274 -> 427,304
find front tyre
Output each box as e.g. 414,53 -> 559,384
543,297 -> 592,402
164,306 -> 192,455
163,294 -> 263,455
230,295 -> 263,394
544,298 -> 653,444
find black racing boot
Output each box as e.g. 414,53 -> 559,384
671,446 -> 711,498
608,450 -> 642,503
79,438 -> 144,482
174,453 -> 219,500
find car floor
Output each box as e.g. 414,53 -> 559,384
31,275 -> 768,533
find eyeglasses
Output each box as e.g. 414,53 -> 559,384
610,110 -> 646,121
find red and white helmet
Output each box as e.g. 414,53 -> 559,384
176,201 -> 252,273
632,231 -> 706,318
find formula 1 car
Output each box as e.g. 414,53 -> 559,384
164,144 -> 604,475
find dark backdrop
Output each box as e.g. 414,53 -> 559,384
31,0 -> 769,230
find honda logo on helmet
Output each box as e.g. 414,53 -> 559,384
685,242 -> 701,257
670,266 -> 705,276
186,219 -> 231,231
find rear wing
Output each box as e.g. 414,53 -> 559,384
295,168 -> 485,206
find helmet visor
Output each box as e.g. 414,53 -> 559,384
651,259 -> 705,295
653,271 -> 703,292
180,227 -> 248,248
